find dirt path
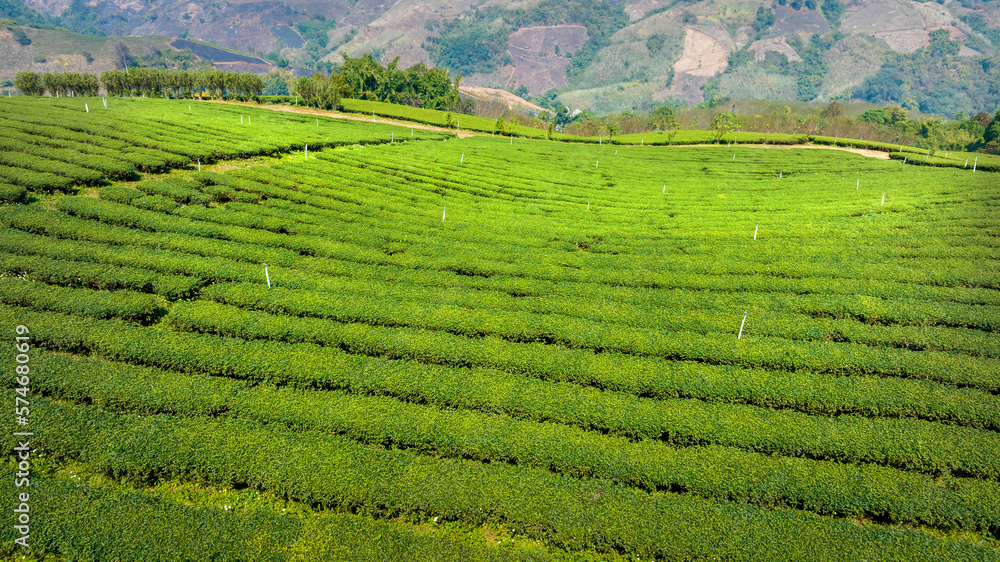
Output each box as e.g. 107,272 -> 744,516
215,100 -> 478,138
742,144 -> 891,159
208,101 -> 892,160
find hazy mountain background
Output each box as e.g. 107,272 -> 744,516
2,0 -> 1000,117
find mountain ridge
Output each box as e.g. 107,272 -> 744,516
3,0 -> 1000,116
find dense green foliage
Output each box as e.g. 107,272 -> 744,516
853,33 -> 1000,117
1,96 -> 998,559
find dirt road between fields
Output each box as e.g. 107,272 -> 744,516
218,101 -> 478,138
210,101 -> 893,159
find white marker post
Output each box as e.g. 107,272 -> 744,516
965,159 -> 968,168
779,171 -> 782,178
264,263 -> 271,288
738,311 -> 748,340
881,193 -> 885,206
316,119 -> 319,126
662,184 -> 665,194
241,114 -> 244,125
510,134 -> 513,145
904,157 -> 907,164
85,103 -> 89,113
197,158 -> 201,172
305,144 -> 308,159
391,132 -> 394,142
754,222 -> 758,240
595,159 -> 599,168
973,157 -> 978,172
461,153 -> 464,163
104,98 -> 107,108
442,207 -> 446,221
856,179 -> 859,190
732,153 -> 735,161
587,200 -> 590,210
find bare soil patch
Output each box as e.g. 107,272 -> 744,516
460,87 -> 546,114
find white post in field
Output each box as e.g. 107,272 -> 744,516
442,207 -> 446,221
197,158 -> 200,172
738,311 -> 748,340
264,263 -> 271,288
753,222 -> 758,240
85,103 -> 89,112
881,193 -> 885,206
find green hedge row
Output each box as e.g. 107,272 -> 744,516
0,183 -> 26,203
196,282 -> 1000,393
15,399 -> 999,561
7,304 -> 1000,480
0,164 -> 75,193
135,178 -> 213,206
170,296 -> 1000,431
0,226 -> 249,295
0,247 -> 201,300
0,278 -> 164,323
889,151 -> 1000,172
0,476 -> 540,562
0,144 -> 103,185
0,135 -> 135,181
99,187 -> 186,214
28,351 -> 1000,535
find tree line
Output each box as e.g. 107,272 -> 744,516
13,55 -> 461,112
14,69 -> 266,100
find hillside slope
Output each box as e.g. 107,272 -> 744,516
3,0 -> 1000,116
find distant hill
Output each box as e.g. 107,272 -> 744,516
3,0 -> 1000,117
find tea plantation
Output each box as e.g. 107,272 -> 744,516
1,96 -> 998,561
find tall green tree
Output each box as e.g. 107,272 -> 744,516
13,71 -> 43,96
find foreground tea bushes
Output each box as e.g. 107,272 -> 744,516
195,284 -> 1000,393
0,476 -> 545,562
7,305 -> 1000,481
0,279 -> 163,324
26,352 -> 1000,535
15,399 -> 999,561
168,297 -> 1000,430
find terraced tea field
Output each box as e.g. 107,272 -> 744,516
1,97 -> 999,561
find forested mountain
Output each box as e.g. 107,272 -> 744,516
2,0 -> 1000,117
